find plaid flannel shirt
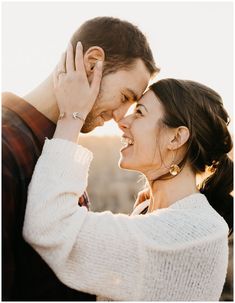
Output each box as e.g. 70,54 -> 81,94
2,92 -> 94,301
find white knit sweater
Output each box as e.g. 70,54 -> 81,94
23,139 -> 229,301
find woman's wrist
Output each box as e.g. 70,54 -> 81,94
53,117 -> 84,144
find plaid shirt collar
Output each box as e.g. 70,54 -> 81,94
2,92 -> 56,144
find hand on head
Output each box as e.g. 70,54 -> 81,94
53,41 -> 103,122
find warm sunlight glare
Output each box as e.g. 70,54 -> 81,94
2,2 -> 233,135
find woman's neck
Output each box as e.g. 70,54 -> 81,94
24,73 -> 59,123
147,164 -> 199,212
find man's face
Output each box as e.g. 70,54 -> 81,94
81,59 -> 151,133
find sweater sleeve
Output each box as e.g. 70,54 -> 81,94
23,139 -> 145,301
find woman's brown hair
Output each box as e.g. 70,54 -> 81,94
150,79 -> 233,235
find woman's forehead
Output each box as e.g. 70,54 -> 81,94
138,89 -> 160,107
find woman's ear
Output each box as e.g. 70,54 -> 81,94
168,126 -> 190,150
83,46 -> 105,76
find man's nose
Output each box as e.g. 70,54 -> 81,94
113,110 -> 123,123
113,106 -> 129,123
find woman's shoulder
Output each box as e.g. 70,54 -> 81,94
84,193 -> 228,249
131,193 -> 229,249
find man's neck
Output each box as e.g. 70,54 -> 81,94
24,73 -> 59,123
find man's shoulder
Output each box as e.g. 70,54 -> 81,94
3,106 -> 37,149
2,91 -> 22,110
2,91 -> 14,102
2,110 -> 41,176
2,92 -> 27,129
2,91 -> 56,147
2,91 -> 43,152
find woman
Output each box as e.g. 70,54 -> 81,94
23,43 -> 233,301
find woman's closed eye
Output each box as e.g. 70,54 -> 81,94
134,108 -> 143,117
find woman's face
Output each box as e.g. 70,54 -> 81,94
118,90 -> 174,178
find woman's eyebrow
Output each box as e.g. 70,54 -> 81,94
136,103 -> 148,112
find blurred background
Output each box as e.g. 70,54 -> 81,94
2,1 -> 233,300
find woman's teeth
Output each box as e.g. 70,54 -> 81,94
121,137 -> 134,148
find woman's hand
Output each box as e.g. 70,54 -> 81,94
133,188 -> 150,210
53,41 -> 103,143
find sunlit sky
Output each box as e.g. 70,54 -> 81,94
2,1 -> 233,136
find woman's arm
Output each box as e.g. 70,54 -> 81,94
23,138 -> 145,300
23,43 -> 145,300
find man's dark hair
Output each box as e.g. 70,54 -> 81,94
71,16 -> 159,76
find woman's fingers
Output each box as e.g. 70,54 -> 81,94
133,189 -> 150,210
53,52 -> 66,87
91,60 -> 103,98
57,52 -> 66,74
74,40 -> 102,97
53,41 -> 103,120
66,42 -> 75,72
75,42 -> 86,76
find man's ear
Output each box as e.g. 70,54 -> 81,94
83,46 -> 105,76
168,126 -> 190,151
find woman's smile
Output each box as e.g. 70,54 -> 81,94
120,136 -> 134,152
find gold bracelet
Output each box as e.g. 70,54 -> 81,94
58,112 -> 85,123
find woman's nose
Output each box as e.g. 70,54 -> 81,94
118,114 -> 132,131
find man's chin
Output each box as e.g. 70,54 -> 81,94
81,117 -> 104,133
81,124 -> 96,133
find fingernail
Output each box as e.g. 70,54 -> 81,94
77,41 -> 82,48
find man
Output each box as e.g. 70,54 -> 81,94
2,16 -> 158,300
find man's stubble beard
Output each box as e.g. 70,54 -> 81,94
81,88 -> 103,133
81,110 -> 98,133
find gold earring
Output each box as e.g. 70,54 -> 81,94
169,164 -> 181,176
169,147 -> 181,176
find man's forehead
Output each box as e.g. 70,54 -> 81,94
122,61 -> 150,90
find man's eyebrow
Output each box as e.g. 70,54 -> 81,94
126,88 -> 139,101
136,103 -> 148,112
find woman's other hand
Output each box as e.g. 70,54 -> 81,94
53,42 -> 103,143
54,41 -> 103,119
133,188 -> 150,210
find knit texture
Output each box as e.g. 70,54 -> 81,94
23,139 -> 229,301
